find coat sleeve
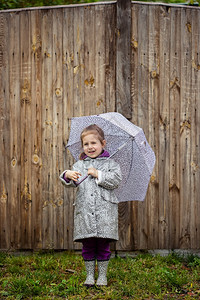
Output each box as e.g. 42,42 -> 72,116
59,161 -> 81,188
96,160 -> 122,190
59,170 -> 77,187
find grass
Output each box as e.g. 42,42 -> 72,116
0,251 -> 200,299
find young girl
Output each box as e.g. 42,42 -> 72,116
60,124 -> 122,286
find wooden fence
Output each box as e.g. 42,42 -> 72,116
0,1 -> 200,251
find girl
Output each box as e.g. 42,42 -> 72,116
60,124 -> 122,286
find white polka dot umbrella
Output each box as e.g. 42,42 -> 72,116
66,112 -> 156,202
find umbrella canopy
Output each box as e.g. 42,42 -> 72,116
66,112 -> 156,202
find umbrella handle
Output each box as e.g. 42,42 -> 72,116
74,175 -> 89,186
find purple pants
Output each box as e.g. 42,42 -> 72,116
82,238 -> 111,261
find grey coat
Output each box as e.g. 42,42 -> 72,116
60,156 -> 122,242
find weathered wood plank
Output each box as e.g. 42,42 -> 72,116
179,7 -> 192,249
20,10 -> 32,249
194,10 -> 200,249
62,7 -> 76,250
147,5 -> 160,249
72,6 -> 86,250
84,5 -> 96,116
158,5 -> 170,249
116,0 -> 132,119
116,0 -> 132,250
73,6 -> 85,118
8,12 -> 21,249
136,3 -> 149,250
169,7 -> 181,249
52,8 -> 64,249
41,8 -> 54,249
105,3 -> 116,113
30,10 -> 42,250
131,3 -> 139,250
190,8 -> 200,249
0,13 -> 10,249
94,4 -> 106,115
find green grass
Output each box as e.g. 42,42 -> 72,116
0,251 -> 200,299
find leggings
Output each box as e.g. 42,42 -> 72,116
82,237 -> 111,261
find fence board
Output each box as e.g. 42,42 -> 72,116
116,0 -> 132,250
0,2 -> 200,251
9,12 -> 21,249
116,0 -> 132,119
191,9 -> 200,248
20,10 -> 32,249
94,5 -> 106,115
84,5 -> 96,115
74,6 -> 85,118
41,8 -> 54,249
189,8 -> 200,249
179,8 -> 192,249
30,10 -> 42,249
158,5 -> 170,249
131,3 -> 139,250
136,3 -> 149,250
169,7 -> 181,249
147,4 -> 160,249
0,13 -> 9,249
62,7 -> 75,250
52,8 -> 64,249
105,4 -> 116,112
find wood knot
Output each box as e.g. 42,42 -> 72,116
1,193 -> 7,203
55,88 -> 62,97
44,51 -> 51,58
45,120 -> 52,126
32,154 -> 40,165
151,70 -> 159,79
21,183 -> 32,210
11,157 -> 17,167
180,120 -> 191,134
131,38 -> 138,50
21,80 -> 31,105
84,75 -> 95,87
96,99 -> 103,107
32,35 -> 42,59
186,22 -> 191,33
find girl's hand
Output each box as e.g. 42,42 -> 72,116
64,170 -> 81,181
88,167 -> 98,178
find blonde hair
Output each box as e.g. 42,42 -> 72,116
80,124 -> 105,159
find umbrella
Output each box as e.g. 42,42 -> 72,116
66,112 -> 156,202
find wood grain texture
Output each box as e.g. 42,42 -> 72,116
158,5 -> 170,249
0,13 -> 9,249
30,9 -> 42,250
169,7 -> 181,249
116,0 -> 132,119
1,2 -> 200,250
41,8 -> 54,249
62,6 -> 75,250
8,12 -> 21,249
179,7 -> 192,249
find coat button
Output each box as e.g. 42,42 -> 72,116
91,194 -> 93,196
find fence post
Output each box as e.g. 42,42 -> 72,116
116,0 -> 133,251
116,0 -> 132,119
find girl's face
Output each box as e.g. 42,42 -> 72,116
82,133 -> 106,158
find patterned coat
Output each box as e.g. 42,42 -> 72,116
60,155 -> 122,242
